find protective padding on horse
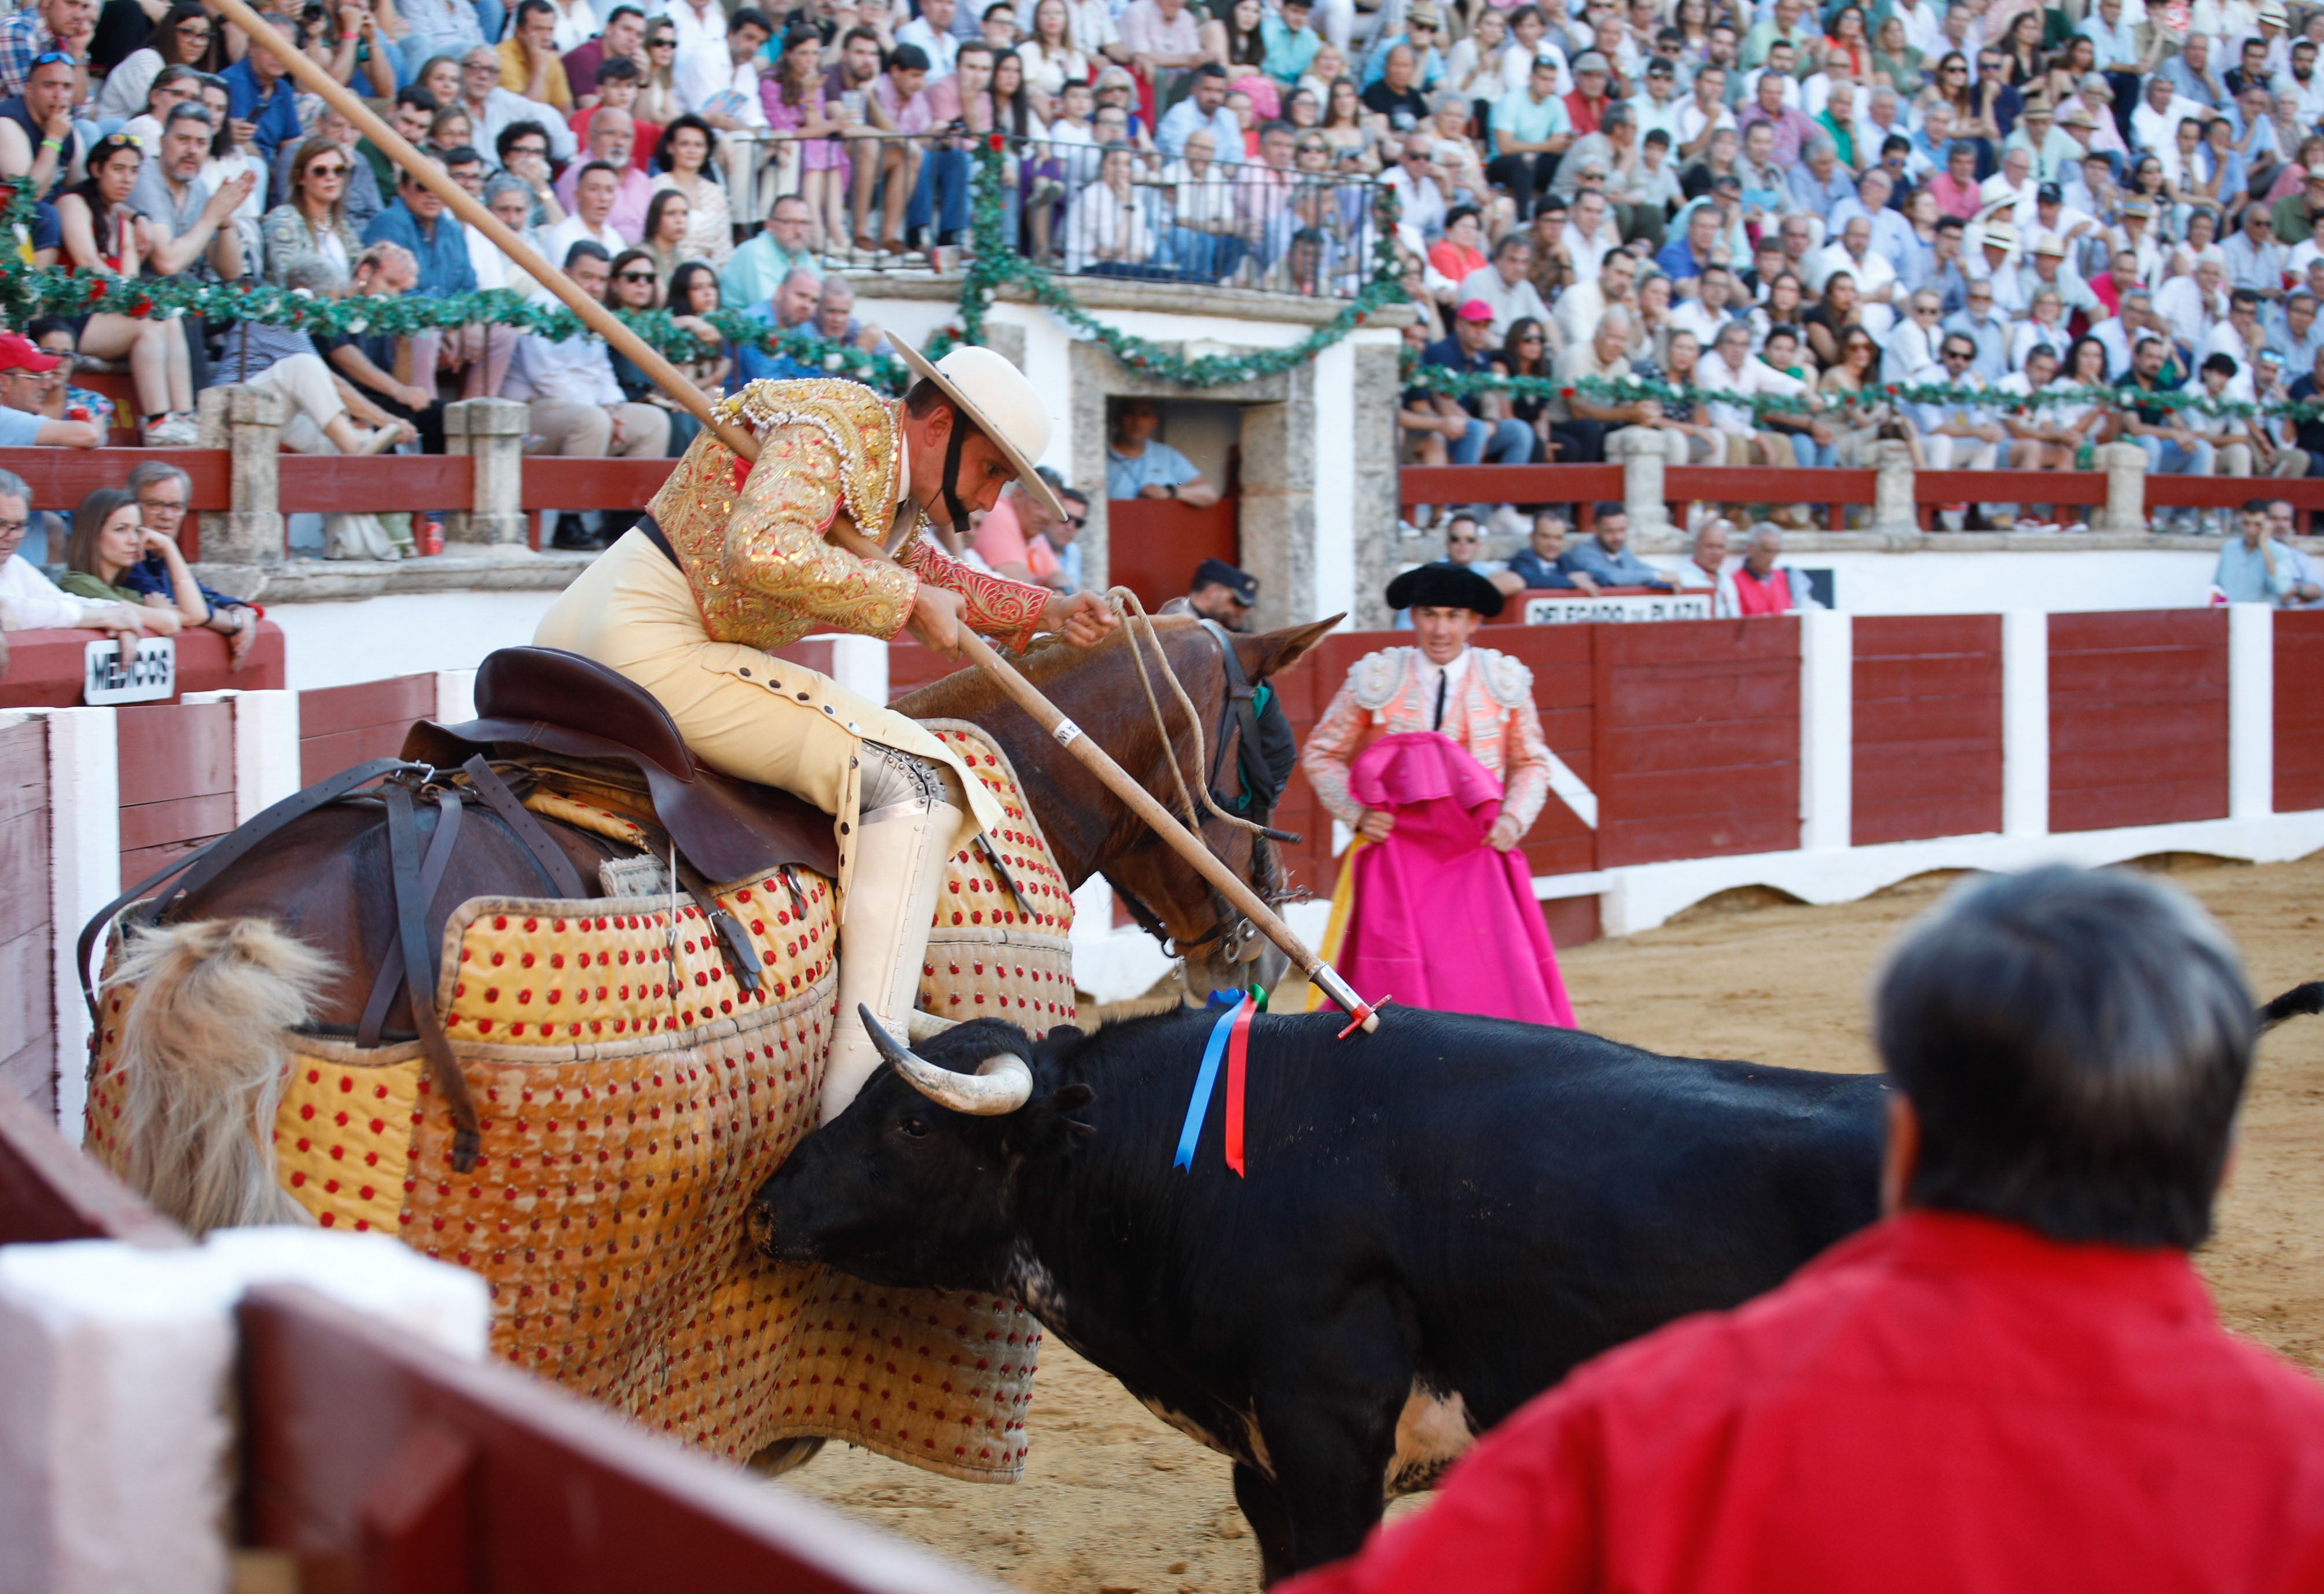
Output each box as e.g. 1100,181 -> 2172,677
85,722 -> 1075,1485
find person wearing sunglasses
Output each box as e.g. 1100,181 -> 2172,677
0,0 -> 93,102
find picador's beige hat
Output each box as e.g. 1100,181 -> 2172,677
895,343 -> 1069,520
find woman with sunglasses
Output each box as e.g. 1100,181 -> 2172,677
602,248 -> 704,454
1492,315 -> 1554,463
636,23 -> 685,127
1820,325 -> 1919,468
93,1 -> 212,122
57,133 -> 202,446
259,133 -> 360,285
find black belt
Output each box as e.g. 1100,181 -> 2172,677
636,512 -> 678,565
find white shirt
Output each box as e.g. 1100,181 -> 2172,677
1413,645 -> 1472,723
529,214 -> 629,297
1457,264 -> 1553,340
652,0 -> 727,59
0,551 -> 101,630
1697,350 -> 1808,435
1498,40 -> 1570,96
467,85 -> 581,161
894,16 -> 961,76
2155,274 -> 2227,352
1561,218 -> 1621,284
1014,0 -> 1118,50
675,45 -> 765,124
502,330 -> 624,406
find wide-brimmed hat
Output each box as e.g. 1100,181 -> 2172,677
1386,560 -> 1504,616
895,343 -> 1067,520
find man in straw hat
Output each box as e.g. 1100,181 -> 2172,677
535,348 -> 1117,1117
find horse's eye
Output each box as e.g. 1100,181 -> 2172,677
897,1115 -> 930,1138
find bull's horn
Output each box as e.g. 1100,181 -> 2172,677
906,1011 -> 960,1044
860,1005 -> 1034,1115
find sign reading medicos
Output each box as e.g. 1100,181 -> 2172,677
1524,593 -> 1714,625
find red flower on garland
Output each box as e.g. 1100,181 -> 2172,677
84,280 -> 103,305
130,296 -> 152,317
1559,387 -> 1576,401
987,131 -> 1005,151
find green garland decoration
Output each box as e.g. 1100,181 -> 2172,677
0,153 -> 1405,394
1405,363 -> 2324,424
954,137 -> 1405,386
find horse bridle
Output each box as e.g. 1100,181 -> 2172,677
1106,619 -> 1296,966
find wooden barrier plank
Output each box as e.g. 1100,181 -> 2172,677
2050,610 -> 2228,833
1398,464 -> 1624,505
300,674 -> 438,786
0,624 -> 287,709
519,457 -> 675,510
1852,612 -> 2005,846
116,701 -> 234,807
2278,612 -> 2324,813
0,1086 -> 186,1247
280,453 -> 473,513
0,447 -> 229,510
237,1284 -> 991,1593
1666,467 -> 1877,504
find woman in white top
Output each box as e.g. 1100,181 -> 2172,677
1441,6 -> 1511,101
543,0 -> 599,53
1064,142 -> 1160,274
635,16 -> 686,127
197,78 -> 269,276
648,113 -> 735,266
1497,6 -> 1569,95
1017,0 -> 1092,105
93,0 -> 215,122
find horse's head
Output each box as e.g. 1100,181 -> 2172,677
901,609 -> 1337,1000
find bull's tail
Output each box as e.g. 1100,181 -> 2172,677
2259,982 -> 2324,1035
107,919 -> 335,1236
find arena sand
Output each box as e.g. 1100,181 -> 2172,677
780,851 -> 2324,1592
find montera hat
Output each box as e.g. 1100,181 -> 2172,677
1385,560 -> 1504,616
895,342 -> 1069,520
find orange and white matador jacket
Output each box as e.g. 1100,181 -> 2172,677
534,378 -> 1051,897
1298,645 -> 1552,839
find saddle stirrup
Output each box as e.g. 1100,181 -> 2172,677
821,796 -> 963,1123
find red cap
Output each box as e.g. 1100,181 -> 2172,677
0,333 -> 62,373
1455,298 -> 1495,322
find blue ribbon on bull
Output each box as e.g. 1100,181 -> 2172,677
1173,987 -> 1263,1172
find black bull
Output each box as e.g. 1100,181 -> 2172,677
749,1007 -> 1888,1580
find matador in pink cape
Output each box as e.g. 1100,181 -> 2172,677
536,347 -> 1118,1116
1299,563 -> 1574,1027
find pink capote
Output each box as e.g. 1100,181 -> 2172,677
1339,730 -> 1575,1027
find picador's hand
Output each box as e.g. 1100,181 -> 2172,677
908,583 -> 966,653
1486,814 -> 1522,851
1045,590 -> 1118,647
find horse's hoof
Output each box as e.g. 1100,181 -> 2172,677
746,1437 -> 827,1478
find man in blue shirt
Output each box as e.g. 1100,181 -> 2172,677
1260,0 -> 1319,88
1558,504 -> 1676,588
1155,64 -> 1241,159
222,25 -> 304,164
362,166 -> 479,296
1486,57 -> 1572,219
734,266 -> 826,385
1108,398 -> 1220,502
2214,502 -> 2296,603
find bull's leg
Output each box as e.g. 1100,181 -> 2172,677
1245,1308 -> 1413,1577
1232,1463 -> 1300,1586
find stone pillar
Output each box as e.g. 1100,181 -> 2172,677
444,397 -> 531,546
2091,440 -> 2148,536
1349,337 -> 1405,630
1237,386 -> 1316,633
192,384 -> 285,567
1607,425 -> 1672,539
1870,438 -> 1918,539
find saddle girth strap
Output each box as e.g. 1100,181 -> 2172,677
355,789 -> 464,1049
671,853 -> 765,994
461,755 -> 587,900
77,756 -> 422,1022
385,781 -> 483,1173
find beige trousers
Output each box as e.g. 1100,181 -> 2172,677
524,399 -> 673,458
247,352 -> 347,436
531,530 -> 997,899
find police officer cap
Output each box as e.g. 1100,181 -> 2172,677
1192,557 -> 1259,605
1385,561 -> 1504,617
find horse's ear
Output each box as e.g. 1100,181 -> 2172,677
1236,615 -> 1341,681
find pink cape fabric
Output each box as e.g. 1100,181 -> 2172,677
1339,730 -> 1576,1027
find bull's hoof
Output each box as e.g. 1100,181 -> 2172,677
746,1436 -> 827,1478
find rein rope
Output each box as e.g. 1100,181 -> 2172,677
1108,586 -> 1276,841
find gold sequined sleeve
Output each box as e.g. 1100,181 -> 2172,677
727,421 -> 920,639
897,535 -> 1052,653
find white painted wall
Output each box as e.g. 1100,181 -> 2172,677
269,588 -> 570,691
1779,549 -> 2222,615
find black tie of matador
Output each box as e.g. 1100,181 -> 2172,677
1433,670 -> 1448,732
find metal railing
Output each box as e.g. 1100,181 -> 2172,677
744,131 -> 1386,298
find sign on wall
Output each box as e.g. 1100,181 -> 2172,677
83,637 -> 176,706
1524,592 -> 1714,625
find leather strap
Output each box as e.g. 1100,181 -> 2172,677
671,854 -> 765,994
356,789 -> 463,1049
386,782 -> 482,1173
635,510 -> 678,566
461,755 -> 585,899
79,756 -> 420,1022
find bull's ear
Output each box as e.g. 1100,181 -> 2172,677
1052,1083 -> 1095,1111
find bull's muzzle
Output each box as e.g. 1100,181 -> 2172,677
860,1005 -> 1034,1115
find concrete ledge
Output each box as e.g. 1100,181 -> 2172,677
194,547 -> 594,604
1622,528 -> 2324,557
841,268 -> 1419,328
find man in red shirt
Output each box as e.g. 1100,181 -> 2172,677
1287,866 -> 2324,1594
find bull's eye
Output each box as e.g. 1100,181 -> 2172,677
897,1115 -> 931,1139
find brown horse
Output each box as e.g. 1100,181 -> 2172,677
98,614 -> 1334,1235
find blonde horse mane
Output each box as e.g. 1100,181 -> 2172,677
107,919 -> 336,1236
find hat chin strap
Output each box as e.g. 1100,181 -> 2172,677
937,415 -> 974,539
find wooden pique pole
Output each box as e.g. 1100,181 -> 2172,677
221,0 -> 1379,1031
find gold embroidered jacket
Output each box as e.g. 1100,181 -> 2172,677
646,377 -> 1054,652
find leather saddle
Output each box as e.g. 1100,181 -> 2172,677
404,647 -> 840,884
